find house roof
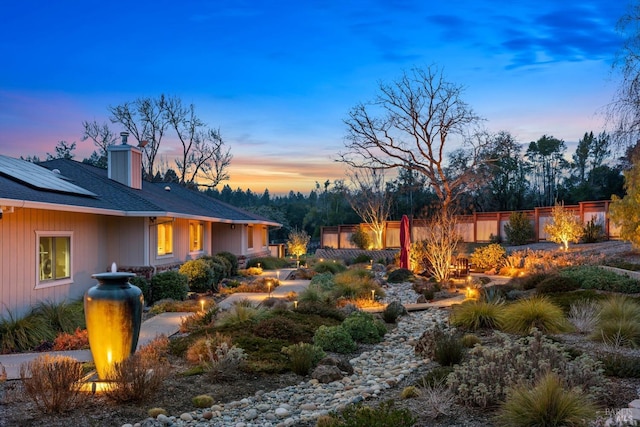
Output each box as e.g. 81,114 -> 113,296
0,156 -> 280,226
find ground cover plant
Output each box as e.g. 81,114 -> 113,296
559,265 -> 640,293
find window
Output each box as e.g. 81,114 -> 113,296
189,222 -> 204,252
37,232 -> 72,288
247,225 -> 254,249
157,222 -> 173,256
262,227 -> 268,247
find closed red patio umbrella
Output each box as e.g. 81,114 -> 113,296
400,214 -> 410,269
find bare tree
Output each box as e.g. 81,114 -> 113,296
108,95 -> 169,178
190,128 -> 232,188
346,167 -> 392,249
608,3 -> 640,147
81,120 -> 118,155
411,208 -> 459,283
163,96 -> 232,187
339,65 -> 485,211
81,120 -> 118,168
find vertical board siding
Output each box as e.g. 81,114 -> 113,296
1,208 -> 107,318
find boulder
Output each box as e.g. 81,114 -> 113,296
311,364 -> 343,383
318,355 -> 354,375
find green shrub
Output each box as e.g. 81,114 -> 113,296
295,301 -> 345,321
198,255 -> 228,289
252,316 -> 305,342
192,394 -> 214,408
281,342 -> 325,375
212,255 -> 233,278
247,257 -> 289,270
130,276 -> 152,306
349,225 -> 371,250
535,275 -> 580,294
447,330 -> 606,408
582,217 -> 605,243
433,335 -> 464,366
461,334 -> 481,348
387,268 -> 414,283
341,311 -> 386,344
352,253 -> 372,264
503,212 -> 534,246
559,265 -> 640,293
309,272 -> 335,291
598,351 -> 640,378
0,310 -> 54,353
450,300 -> 504,331
179,259 -> 214,293
313,325 -> 357,353
332,268 -> 384,300
592,295 -> 640,347
314,260 -> 348,274
500,296 -> 569,334
216,303 -> 268,329
470,243 -> 506,271
326,400 -> 416,427
150,271 -> 189,302
546,289 -> 604,313
32,299 -> 85,334
216,251 -> 239,276
509,272 -> 553,291
495,372 -> 597,427
414,365 -> 454,388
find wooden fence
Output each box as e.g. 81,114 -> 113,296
320,201 -> 619,249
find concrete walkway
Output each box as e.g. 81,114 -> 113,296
0,312 -> 193,380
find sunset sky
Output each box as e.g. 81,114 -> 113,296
0,1 -> 630,195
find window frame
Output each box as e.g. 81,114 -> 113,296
35,231 -> 73,289
247,224 -> 254,249
157,221 -> 174,258
189,221 -> 204,254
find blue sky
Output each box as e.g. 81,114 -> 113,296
0,0 -> 630,194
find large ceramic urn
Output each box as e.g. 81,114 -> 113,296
84,266 -> 143,380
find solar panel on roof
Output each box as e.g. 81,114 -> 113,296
0,155 -> 97,197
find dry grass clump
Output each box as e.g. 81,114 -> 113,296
20,355 -> 84,413
567,300 -> 601,334
103,337 -> 171,403
450,300 -> 505,331
495,373 -> 597,427
592,295 -> 640,347
500,296 -> 570,334
186,333 -> 233,366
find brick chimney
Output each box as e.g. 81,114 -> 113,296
107,132 -> 143,189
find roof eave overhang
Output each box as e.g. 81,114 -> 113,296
0,199 -> 282,226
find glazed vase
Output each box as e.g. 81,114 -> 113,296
84,271 -> 143,380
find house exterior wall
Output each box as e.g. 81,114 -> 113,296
0,207 -> 109,318
211,223 -> 243,254
105,216 -> 146,268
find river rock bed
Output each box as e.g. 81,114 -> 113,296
125,283 -> 444,427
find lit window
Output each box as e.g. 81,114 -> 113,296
157,222 -> 173,256
262,227 -> 268,247
189,222 -> 204,252
248,225 -> 254,249
37,232 -> 72,287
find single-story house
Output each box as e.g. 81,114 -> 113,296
0,138 -> 280,317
